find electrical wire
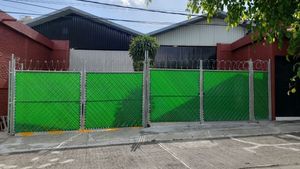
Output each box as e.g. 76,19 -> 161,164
2,11 -> 230,27
77,0 -> 199,16
6,0 -> 198,16
0,3 -> 39,12
3,0 -> 57,10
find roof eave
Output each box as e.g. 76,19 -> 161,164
27,6 -> 143,36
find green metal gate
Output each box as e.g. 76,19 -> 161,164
150,69 -> 200,122
85,72 -> 143,129
14,72 -> 81,133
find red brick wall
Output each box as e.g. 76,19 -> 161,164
51,40 -> 70,70
216,34 -> 288,120
0,89 -> 8,117
0,22 -> 69,117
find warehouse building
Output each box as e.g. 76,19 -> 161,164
27,7 -> 142,71
149,13 -> 247,68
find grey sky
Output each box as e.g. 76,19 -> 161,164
0,0 -> 192,33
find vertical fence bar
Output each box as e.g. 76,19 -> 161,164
267,59 -> 272,120
9,54 -> 16,135
80,61 -> 86,129
143,50 -> 150,128
248,59 -> 255,122
147,52 -> 150,126
199,60 -> 204,124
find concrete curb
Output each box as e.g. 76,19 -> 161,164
1,130 -> 299,155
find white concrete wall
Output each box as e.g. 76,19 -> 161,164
70,49 -> 134,72
155,18 -> 247,46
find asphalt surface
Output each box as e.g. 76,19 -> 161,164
1,133 -> 300,169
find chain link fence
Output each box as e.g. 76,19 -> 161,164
150,69 -> 200,122
254,72 -> 269,120
203,71 -> 249,121
14,72 -> 81,132
85,72 -> 143,129
7,55 -> 271,134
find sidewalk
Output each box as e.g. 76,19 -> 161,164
0,121 -> 300,154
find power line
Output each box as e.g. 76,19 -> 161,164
2,11 -> 174,25
76,0 -> 200,16
2,11 -> 229,27
3,0 -> 57,10
3,0 -> 119,11
7,0 -> 190,13
0,3 -> 39,12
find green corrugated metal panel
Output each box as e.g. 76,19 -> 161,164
204,71 -> 249,121
85,73 -> 143,129
15,72 -> 81,132
254,72 -> 268,120
150,70 -> 200,122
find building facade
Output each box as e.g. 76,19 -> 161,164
217,34 -> 300,120
27,7 -> 140,71
149,14 -> 247,68
0,11 -> 69,117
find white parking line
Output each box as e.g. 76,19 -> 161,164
55,134 -> 81,149
158,143 -> 192,169
285,134 -> 300,140
231,137 -> 300,153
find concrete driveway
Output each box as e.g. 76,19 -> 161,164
0,133 -> 300,169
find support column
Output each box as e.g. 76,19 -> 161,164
80,61 -> 86,129
8,54 -> 16,135
249,59 -> 255,122
268,59 -> 272,121
143,50 -> 150,128
199,60 -> 204,124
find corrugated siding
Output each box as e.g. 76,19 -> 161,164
154,18 -> 247,46
32,14 -> 134,50
155,46 -> 216,69
69,49 -> 134,72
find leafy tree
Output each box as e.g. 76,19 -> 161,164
129,35 -> 159,71
184,0 -> 300,94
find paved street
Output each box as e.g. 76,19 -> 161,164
1,133 -> 300,169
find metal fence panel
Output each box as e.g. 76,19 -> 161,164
254,72 -> 269,120
85,73 -> 143,129
150,69 -> 200,122
15,72 -> 81,132
204,71 -> 249,121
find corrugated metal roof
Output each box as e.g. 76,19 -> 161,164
26,6 -> 142,36
148,12 -> 246,36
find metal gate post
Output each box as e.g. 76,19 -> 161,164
80,61 -> 86,129
142,50 -> 150,128
248,59 -> 255,122
267,59 -> 272,120
199,60 -> 204,124
8,54 -> 16,135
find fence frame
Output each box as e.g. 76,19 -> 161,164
143,50 -> 150,128
7,55 -> 16,135
268,59 -> 272,120
80,62 -> 86,129
7,54 -> 272,134
199,60 -> 204,124
249,59 -> 255,122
